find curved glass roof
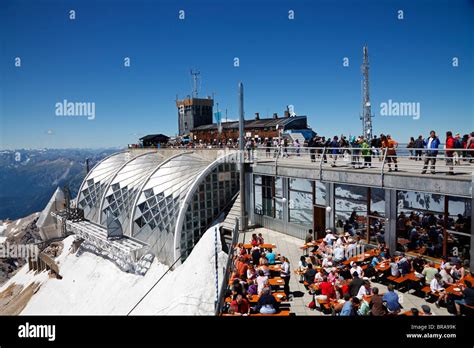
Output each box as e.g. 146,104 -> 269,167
130,153 -> 211,265
77,152 -> 138,222
99,151 -> 165,235
75,150 -> 240,266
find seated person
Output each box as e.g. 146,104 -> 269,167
250,233 -> 259,246
254,288 -> 279,314
340,296 -> 360,316
370,287 -> 387,316
257,233 -> 265,245
439,264 -> 455,286
421,304 -> 433,316
265,248 -> 276,265
454,280 -> 474,315
356,280 -> 373,300
303,263 -> 317,285
333,293 -> 350,314
430,273 -> 447,308
230,294 -> 250,316
256,270 -> 269,295
422,262 -> 439,285
382,284 -> 402,314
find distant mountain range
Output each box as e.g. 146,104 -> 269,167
0,149 -> 119,220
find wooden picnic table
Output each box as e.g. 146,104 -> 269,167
225,291 -> 287,304
375,261 -> 390,272
268,277 -> 286,287
269,264 -> 282,272
343,248 -> 377,265
243,243 -> 277,249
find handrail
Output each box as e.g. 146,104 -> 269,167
215,217 -> 240,315
380,148 -> 388,186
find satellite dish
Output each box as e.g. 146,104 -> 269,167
365,102 -> 371,107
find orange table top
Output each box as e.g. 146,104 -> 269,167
243,243 -> 277,249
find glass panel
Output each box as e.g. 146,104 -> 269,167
254,185 -> 262,215
254,175 -> 262,185
370,187 -> 385,217
275,200 -> 283,220
275,177 -> 283,198
289,191 -> 312,227
315,180 -> 326,206
334,184 -> 368,241
289,178 -> 312,192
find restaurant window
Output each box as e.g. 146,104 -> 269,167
396,190 -> 445,256
275,177 -> 284,220
254,175 -> 274,217
334,184 -> 368,242
288,178 -> 313,227
315,180 -> 326,207
368,187 -> 386,245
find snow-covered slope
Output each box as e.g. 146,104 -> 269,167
0,224 -> 227,315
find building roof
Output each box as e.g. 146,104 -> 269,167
191,115 -> 307,132
139,134 -> 170,141
76,150 -> 239,266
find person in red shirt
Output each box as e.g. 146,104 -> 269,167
236,257 -> 249,279
229,294 -> 250,315
319,277 -> 336,300
445,131 -> 455,175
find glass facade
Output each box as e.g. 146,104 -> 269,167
253,175 -> 274,217
334,184 -> 368,241
396,190 -> 471,266
76,151 -> 239,266
180,162 -> 239,261
288,178 -> 313,227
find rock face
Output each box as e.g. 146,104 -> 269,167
0,213 -> 42,286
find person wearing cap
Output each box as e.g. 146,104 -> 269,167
356,280 -> 373,300
350,261 -> 364,278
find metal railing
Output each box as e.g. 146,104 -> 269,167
215,218 -> 240,315
250,146 -> 474,177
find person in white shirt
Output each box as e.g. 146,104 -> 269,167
256,270 -> 269,295
350,261 -> 364,278
333,245 -> 345,262
356,280 -> 373,300
324,229 -> 336,246
430,273 -> 447,307
439,264 -> 454,286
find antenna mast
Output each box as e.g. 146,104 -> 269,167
190,69 -> 200,98
360,45 -> 373,140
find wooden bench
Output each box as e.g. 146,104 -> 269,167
250,308 -> 291,316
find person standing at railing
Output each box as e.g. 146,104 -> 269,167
265,138 -> 272,158
466,132 -> 474,163
381,134 -> 398,171
282,138 -> 289,158
421,130 -> 440,174
370,135 -> 379,159
293,139 -> 301,156
407,137 -> 415,159
414,135 -> 424,161
445,131 -> 455,175
361,138 -> 372,168
329,136 -> 340,167
308,136 -> 317,162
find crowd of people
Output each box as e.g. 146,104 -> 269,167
226,233 -> 291,315
299,228 -> 474,316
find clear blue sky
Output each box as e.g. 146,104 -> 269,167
1,0 -> 473,149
